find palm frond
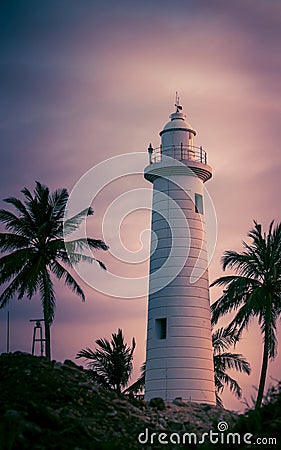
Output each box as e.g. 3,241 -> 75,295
87,238 -> 109,251
215,391 -> 223,407
39,268 -> 56,324
65,238 -> 108,253
86,369 -> 111,389
49,187 -> 68,221
21,187 -> 33,201
0,248 -> 34,282
216,371 -> 242,398
77,347 -> 96,362
0,233 -> 31,252
0,210 -> 35,238
215,352 -> 251,374
63,240 -> 107,269
212,327 -> 239,352
211,276 -> 260,325
60,251 -> 99,266
76,329 -> 135,392
225,304 -> 254,339
63,207 -> 93,236
3,196 -> 33,223
259,309 -> 278,359
49,260 -> 85,301
0,267 -> 29,308
212,325 -> 251,406
125,361 -> 146,395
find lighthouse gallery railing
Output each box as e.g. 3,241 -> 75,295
149,145 -> 207,165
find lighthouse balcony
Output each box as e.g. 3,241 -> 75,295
145,145 -> 212,183
149,145 -> 207,165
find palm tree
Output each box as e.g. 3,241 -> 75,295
212,327 -> 251,406
77,328 -> 136,393
0,181 -> 108,361
125,329 -> 250,405
211,220 -> 281,409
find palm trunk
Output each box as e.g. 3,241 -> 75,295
255,321 -> 269,410
44,318 -> 51,361
42,269 -> 53,362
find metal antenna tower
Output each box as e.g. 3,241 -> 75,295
30,319 -> 46,356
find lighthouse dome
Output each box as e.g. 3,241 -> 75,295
160,111 -> 196,136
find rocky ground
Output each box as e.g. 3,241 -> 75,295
0,352 -> 240,449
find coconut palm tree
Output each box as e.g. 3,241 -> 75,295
125,328 -> 250,405
77,328 -> 136,393
0,181 -> 108,361
212,327 -> 251,406
211,220 -> 281,409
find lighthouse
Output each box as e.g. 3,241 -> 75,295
144,97 -> 216,404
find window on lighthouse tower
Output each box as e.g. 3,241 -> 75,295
155,318 -> 167,339
195,193 -> 204,214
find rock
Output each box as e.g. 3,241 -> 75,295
78,381 -> 99,393
0,410 -> 24,450
159,417 -> 167,427
40,406 -> 61,429
149,397 -> 166,410
202,404 -> 211,411
106,408 -> 118,418
172,397 -> 186,407
63,359 -> 83,371
76,397 -> 84,406
13,351 -> 30,357
0,352 -> 242,450
52,361 -> 63,370
22,420 -> 42,436
167,419 -> 183,431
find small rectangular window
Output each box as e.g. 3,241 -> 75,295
195,193 -> 204,214
155,318 -> 167,339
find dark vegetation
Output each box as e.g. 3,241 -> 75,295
233,381 -> 281,444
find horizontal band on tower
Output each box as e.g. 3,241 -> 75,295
144,160 -> 212,183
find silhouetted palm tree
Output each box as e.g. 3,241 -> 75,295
211,220 -> 281,409
213,327 -> 251,406
0,182 -> 108,361
77,328 -> 136,393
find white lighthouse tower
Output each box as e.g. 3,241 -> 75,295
144,97 -> 216,404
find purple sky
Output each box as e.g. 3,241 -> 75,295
0,0 -> 280,410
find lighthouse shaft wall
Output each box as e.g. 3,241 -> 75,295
145,173 -> 216,404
